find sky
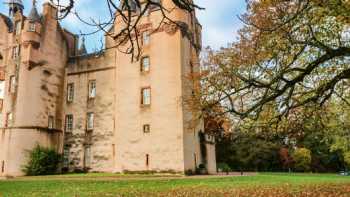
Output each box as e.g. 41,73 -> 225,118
0,0 -> 247,52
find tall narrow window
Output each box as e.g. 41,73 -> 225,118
65,114 -> 73,132
63,146 -> 70,168
28,22 -> 36,32
15,21 -> 21,35
141,87 -> 151,106
141,56 -> 150,72
84,146 -> 91,168
87,112 -> 94,130
5,112 -> 13,127
9,75 -> 16,93
1,160 -> 4,173
88,80 -> 96,99
12,46 -> 20,59
146,154 -> 150,167
142,31 -> 150,45
67,83 -> 74,102
48,115 -> 54,129
0,81 -> 5,99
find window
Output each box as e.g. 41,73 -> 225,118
190,62 -> 194,74
87,112 -> 94,130
142,31 -> 150,45
63,146 -> 70,168
0,81 -> 5,99
65,114 -> 73,132
84,146 -> 91,168
141,56 -> 150,72
1,160 -> 4,173
9,75 -> 16,93
15,21 -> 21,35
67,83 -> 74,102
12,46 -> 20,59
88,80 -> 96,99
141,87 -> 151,105
48,115 -> 54,129
0,53 -> 3,64
28,23 -> 36,32
150,0 -> 161,9
146,154 -> 150,167
5,112 -> 13,127
143,124 -> 150,133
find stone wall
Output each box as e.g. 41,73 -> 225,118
64,51 -> 116,172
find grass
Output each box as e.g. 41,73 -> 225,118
0,173 -> 349,197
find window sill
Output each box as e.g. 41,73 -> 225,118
141,104 -> 151,108
141,71 -> 150,75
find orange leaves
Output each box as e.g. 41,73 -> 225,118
153,184 -> 350,197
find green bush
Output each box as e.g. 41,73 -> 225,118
344,152 -> 350,169
23,145 -> 62,176
292,148 -> 312,172
217,163 -> 231,173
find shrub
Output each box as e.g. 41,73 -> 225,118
23,145 -> 62,176
217,163 -> 231,174
185,169 -> 194,176
344,152 -> 350,169
292,148 -> 312,172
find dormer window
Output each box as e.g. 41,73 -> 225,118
28,23 -> 36,32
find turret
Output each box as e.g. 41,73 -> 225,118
22,0 -> 41,48
78,37 -> 87,55
22,0 -> 42,68
5,0 -> 24,18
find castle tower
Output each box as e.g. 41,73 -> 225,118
0,1 -> 71,176
5,0 -> 24,18
113,0 -> 216,174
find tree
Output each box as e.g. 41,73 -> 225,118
48,0 -> 202,60
292,148 -> 312,172
23,145 -> 62,176
344,152 -> 350,169
195,0 -> 350,120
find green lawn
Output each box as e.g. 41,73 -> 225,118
0,173 -> 349,197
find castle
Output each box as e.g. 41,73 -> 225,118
0,0 -> 216,176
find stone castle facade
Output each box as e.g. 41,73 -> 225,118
0,0 -> 216,176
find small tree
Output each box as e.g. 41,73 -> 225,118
344,152 -> 350,171
292,148 -> 312,172
23,145 -> 62,176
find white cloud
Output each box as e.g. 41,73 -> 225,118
195,0 -> 246,49
1,0 -> 247,50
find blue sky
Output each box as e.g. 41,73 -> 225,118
1,0 -> 247,52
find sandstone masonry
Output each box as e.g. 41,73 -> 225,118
0,0 -> 216,176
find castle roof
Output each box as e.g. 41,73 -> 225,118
5,0 -> 24,9
27,6 -> 41,22
78,37 -> 87,55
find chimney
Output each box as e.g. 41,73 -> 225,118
43,2 -> 58,20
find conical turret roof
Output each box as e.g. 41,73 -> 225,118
78,37 -> 87,55
27,0 -> 41,22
